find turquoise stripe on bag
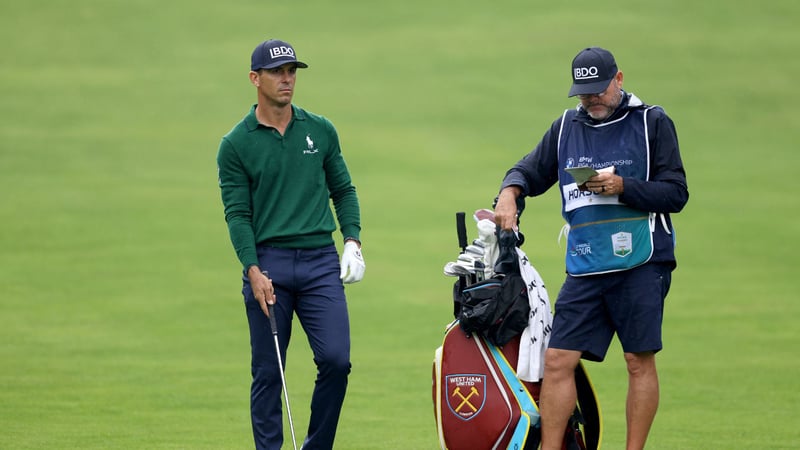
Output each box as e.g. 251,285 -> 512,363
485,340 -> 539,449
506,411 -> 531,450
486,343 -> 540,424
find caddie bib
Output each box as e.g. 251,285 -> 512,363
557,105 -> 657,276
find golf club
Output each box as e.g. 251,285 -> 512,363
266,301 -> 298,450
456,211 -> 478,286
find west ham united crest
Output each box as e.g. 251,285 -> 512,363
446,374 -> 486,420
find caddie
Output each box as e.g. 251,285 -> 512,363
493,47 -> 689,450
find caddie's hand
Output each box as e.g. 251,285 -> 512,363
494,186 -> 521,231
247,266 -> 276,317
340,240 -> 365,284
585,173 -> 624,196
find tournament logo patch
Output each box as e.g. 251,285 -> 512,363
612,231 -> 633,257
446,374 -> 486,420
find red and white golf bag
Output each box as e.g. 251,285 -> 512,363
433,322 -> 539,449
433,212 -> 601,450
432,321 -> 602,450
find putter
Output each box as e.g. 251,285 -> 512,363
267,302 -> 299,450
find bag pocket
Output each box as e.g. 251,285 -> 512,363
458,279 -> 502,334
457,275 -> 531,346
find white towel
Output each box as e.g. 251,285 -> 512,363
515,247 -> 553,382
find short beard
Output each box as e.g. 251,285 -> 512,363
586,90 -> 623,121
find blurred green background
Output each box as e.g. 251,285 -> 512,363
1,0 -> 798,448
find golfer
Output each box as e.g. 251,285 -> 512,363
494,47 -> 688,450
217,38 -> 365,450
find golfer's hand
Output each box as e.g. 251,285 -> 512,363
494,186 -> 521,231
247,266 -> 276,316
340,240 -> 365,284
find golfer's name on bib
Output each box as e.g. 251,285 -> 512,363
562,183 -> 620,212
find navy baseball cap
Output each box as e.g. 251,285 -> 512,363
251,39 -> 308,71
568,47 -> 617,97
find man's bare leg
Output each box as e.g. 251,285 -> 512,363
624,351 -> 659,450
539,348 -> 582,450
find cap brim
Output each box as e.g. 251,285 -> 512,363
568,78 -> 612,97
253,61 -> 309,70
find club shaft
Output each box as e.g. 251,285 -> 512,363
267,304 -> 298,450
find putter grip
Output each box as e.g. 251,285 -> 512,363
456,212 -> 467,251
267,304 -> 278,336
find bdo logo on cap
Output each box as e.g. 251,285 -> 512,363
574,66 -> 599,80
269,46 -> 295,59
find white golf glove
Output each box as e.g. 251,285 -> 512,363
340,240 -> 365,284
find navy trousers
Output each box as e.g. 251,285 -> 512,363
243,245 -> 351,450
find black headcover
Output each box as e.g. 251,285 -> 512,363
457,275 -> 530,346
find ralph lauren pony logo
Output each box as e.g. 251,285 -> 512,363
303,134 -> 318,155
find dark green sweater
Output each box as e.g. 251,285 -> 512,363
217,105 -> 361,270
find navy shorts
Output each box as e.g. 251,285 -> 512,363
548,262 -> 673,362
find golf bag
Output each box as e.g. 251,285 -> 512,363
433,322 -> 540,450
433,211 -> 602,450
432,322 -> 602,450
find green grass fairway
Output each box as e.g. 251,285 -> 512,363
2,0 -> 799,448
